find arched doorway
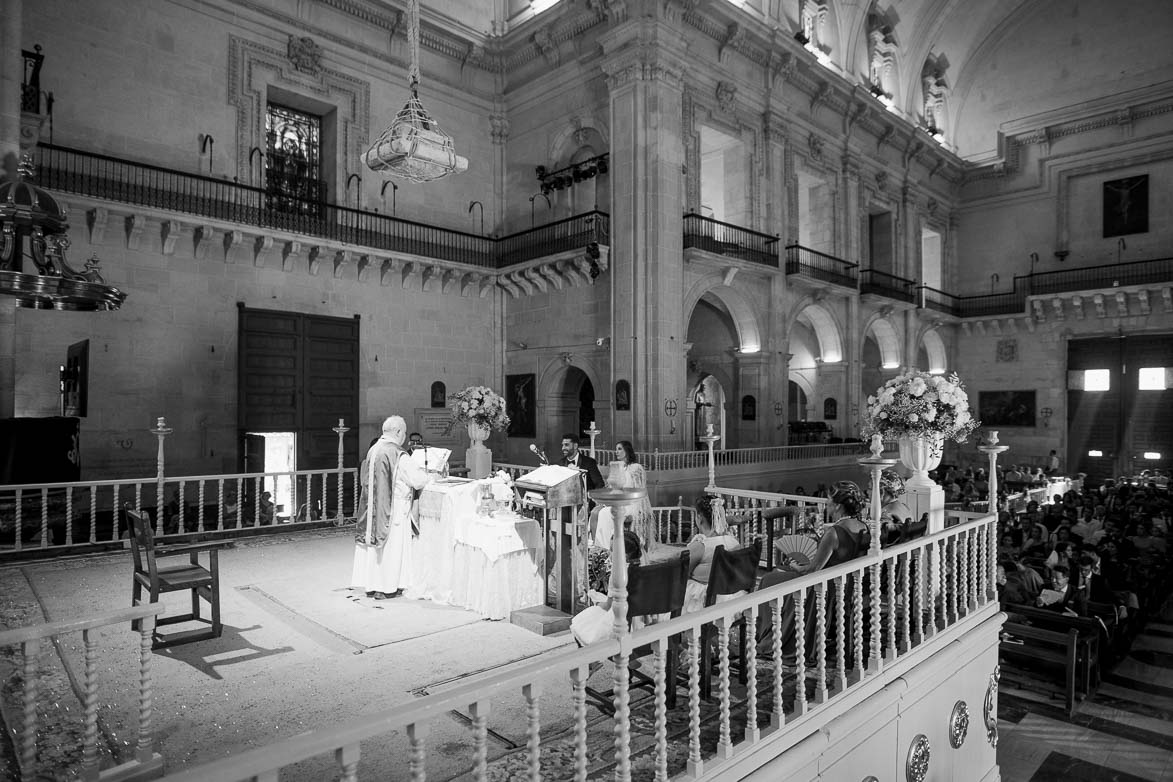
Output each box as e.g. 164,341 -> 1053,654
788,380 -> 808,421
547,366 -> 595,443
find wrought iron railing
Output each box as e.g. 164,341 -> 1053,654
32,144 -> 609,271
918,285 -> 959,315
784,244 -> 859,287
495,211 -> 610,267
1025,256 -> 1173,296
860,268 -> 917,303
683,213 -> 780,267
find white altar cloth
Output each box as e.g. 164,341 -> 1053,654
409,479 -> 542,620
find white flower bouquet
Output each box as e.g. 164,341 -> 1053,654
448,385 -> 511,433
861,370 -> 979,448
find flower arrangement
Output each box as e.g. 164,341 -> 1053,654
861,370 -> 979,447
448,385 -> 510,433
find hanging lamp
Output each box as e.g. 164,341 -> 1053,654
363,0 -> 468,183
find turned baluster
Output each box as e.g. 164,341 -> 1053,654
794,589 -> 807,715
653,638 -> 669,781
89,486 -> 97,543
216,479 -> 225,530
524,682 -> 542,781
947,537 -> 957,624
869,560 -> 882,674
835,575 -> 846,693
65,487 -> 74,545
40,487 -> 48,548
686,629 -> 703,777
852,570 -> 864,678
717,616 -> 733,758
81,628 -> 100,775
21,638 -> 39,776
407,722 -> 428,782
814,582 -> 828,702
899,552 -> 911,654
336,743 -> 360,782
885,555 -> 897,660
745,604 -> 759,743
926,542 -> 938,637
235,477 -> 244,529
135,613 -> 156,764
771,597 -> 785,728
198,480 -> 207,532
570,667 -> 588,782
470,700 -> 490,780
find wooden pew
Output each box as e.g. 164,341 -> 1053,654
999,622 -> 1081,716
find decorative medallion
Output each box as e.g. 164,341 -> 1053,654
906,734 -> 930,782
286,35 -> 323,75
984,665 -> 1000,747
809,132 -> 825,161
950,700 -> 970,748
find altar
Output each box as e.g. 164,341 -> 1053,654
407,479 -> 542,620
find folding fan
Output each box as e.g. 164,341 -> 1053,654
774,533 -> 819,569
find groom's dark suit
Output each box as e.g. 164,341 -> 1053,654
563,451 -> 605,492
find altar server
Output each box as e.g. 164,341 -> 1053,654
351,415 -> 431,599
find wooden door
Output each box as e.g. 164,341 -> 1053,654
238,305 -> 360,513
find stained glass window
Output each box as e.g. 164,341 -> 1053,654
264,103 -> 325,216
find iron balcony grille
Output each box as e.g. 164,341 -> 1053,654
33,144 -> 613,271
784,244 -> 859,288
682,213 -> 780,268
860,268 -> 918,303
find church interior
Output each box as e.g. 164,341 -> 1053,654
1,0 -> 1173,780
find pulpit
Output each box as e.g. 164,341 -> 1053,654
513,465 -> 585,632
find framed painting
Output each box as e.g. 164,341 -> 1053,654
506,373 -> 536,438
977,390 -> 1036,428
1103,175 -> 1148,238
615,379 -> 631,411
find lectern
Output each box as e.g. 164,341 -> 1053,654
514,465 -> 585,621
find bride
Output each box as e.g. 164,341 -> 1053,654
589,440 -> 658,554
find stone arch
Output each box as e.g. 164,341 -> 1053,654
787,301 -> 843,364
549,123 -> 609,217
863,313 -> 901,368
535,356 -> 609,441
683,275 -> 764,354
920,328 -> 947,374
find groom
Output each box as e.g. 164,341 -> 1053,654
561,433 -> 604,492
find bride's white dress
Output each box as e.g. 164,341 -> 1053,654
590,462 -> 657,552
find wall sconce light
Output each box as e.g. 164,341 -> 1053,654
1040,407 -> 1053,428
773,401 -> 783,416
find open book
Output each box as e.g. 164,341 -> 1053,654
1036,588 -> 1066,606
410,446 -> 451,473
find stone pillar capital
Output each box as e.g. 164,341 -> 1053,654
599,20 -> 690,92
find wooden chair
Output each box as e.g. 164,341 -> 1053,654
701,537 -> 762,700
127,506 -> 229,648
586,551 -> 691,713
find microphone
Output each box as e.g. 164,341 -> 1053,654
529,444 -> 549,465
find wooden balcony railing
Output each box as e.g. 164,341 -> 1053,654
784,244 -> 859,288
0,602 -> 166,780
683,213 -> 780,267
31,144 -> 606,271
153,495 -> 1000,782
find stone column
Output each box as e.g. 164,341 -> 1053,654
844,295 -> 861,436
0,0 -> 23,419
600,20 -> 689,451
732,350 -> 766,448
768,272 -> 788,444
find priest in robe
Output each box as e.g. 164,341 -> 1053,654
351,415 -> 431,599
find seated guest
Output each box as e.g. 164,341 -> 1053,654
997,533 -> 1019,560
754,482 -> 871,661
1036,564 -> 1085,615
997,559 -> 1038,605
1021,523 -> 1049,558
682,494 -> 747,614
571,530 -> 645,646
1045,540 -> 1075,583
